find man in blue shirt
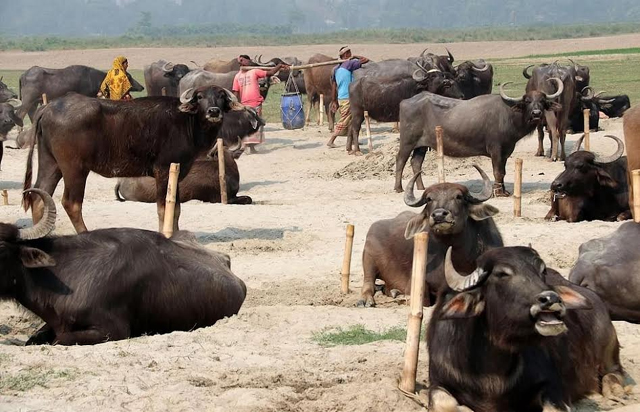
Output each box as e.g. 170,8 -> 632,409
326,46 -> 369,154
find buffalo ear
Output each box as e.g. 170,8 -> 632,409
596,169 -> 617,188
178,102 -> 198,114
555,286 -> 592,310
20,247 -> 56,268
10,110 -> 23,128
404,214 -> 428,240
441,291 -> 485,319
468,203 -> 499,221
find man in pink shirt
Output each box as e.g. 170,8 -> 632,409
233,55 -> 288,153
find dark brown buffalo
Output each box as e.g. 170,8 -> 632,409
623,105 -> 640,220
596,94 -> 631,118
0,101 -> 23,170
427,246 -> 624,412
570,222 -> 640,323
453,59 -> 493,99
395,81 -> 563,196
23,86 -> 261,233
203,57 -> 254,73
2,189 -> 246,346
546,135 -> 629,222
0,76 -> 18,102
115,147 -> 252,205
144,60 -> 191,97
358,165 -> 502,307
303,54 -> 336,131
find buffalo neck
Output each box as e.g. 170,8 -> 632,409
509,109 -> 539,139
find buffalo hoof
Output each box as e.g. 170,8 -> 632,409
390,289 -> 402,299
356,297 -> 376,308
602,373 -> 626,399
229,196 -> 253,205
394,187 -> 404,193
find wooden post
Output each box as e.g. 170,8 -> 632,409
319,94 -> 324,126
162,163 -> 180,238
42,93 -> 48,105
340,224 -> 355,294
398,232 -> 429,395
217,138 -> 228,205
364,111 -> 373,152
633,169 -> 640,224
583,109 -> 590,151
514,158 -> 523,217
1,190 -> 8,206
161,87 -> 167,96
435,126 -> 445,183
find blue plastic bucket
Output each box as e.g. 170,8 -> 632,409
281,92 -> 305,130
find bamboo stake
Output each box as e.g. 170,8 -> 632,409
514,158 -> 523,217
340,224 -> 355,294
240,59 -> 346,71
583,109 -> 590,151
162,163 -> 180,238
217,138 -> 228,205
319,94 -> 325,126
161,87 -> 167,96
1,190 -> 8,206
42,94 -> 48,105
435,126 -> 445,183
398,232 -> 429,395
364,111 -> 373,152
633,169 -> 640,224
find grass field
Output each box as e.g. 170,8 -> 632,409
2,51 -> 638,126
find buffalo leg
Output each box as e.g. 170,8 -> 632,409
60,170 -> 90,233
558,130 -> 567,161
53,326 -> 128,345
357,250 -> 378,308
491,154 -> 510,197
535,124 -> 545,156
410,146 -> 428,190
305,95 -> 314,125
26,324 -> 56,345
348,112 -> 364,154
394,145 -> 415,193
31,150 -> 62,224
429,387 -> 473,412
544,193 -> 560,221
545,112 -> 560,161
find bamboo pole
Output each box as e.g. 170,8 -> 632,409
435,126 -> 445,183
364,111 -> 373,152
217,138 -> 228,205
340,224 -> 355,294
319,94 -> 325,126
240,59 -> 346,71
162,163 -> 180,238
514,158 -> 523,217
1,190 -> 8,206
161,87 -> 167,96
633,169 -> 640,224
42,94 -> 48,105
583,109 -> 590,151
398,232 -> 429,395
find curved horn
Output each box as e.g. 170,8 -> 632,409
446,48 -> 454,63
162,61 -> 174,72
230,136 -> 243,151
544,78 -> 564,100
581,86 -> 594,100
444,247 -> 489,292
7,98 -> 22,107
190,60 -> 201,68
404,172 -> 428,208
415,61 -> 428,73
499,82 -> 523,104
471,60 -> 490,72
420,48 -> 428,57
594,135 -> 625,164
522,64 -> 534,79
594,91 -> 607,98
412,69 -> 427,82
257,55 -> 266,64
18,189 -> 56,240
468,164 -> 493,202
574,134 -> 586,153
179,87 -> 195,104
567,58 -> 578,70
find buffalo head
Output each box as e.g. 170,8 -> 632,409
179,85 -> 247,124
413,67 -> 464,99
568,59 -> 590,90
162,62 -> 191,85
441,246 -> 590,347
0,76 -> 17,103
499,79 -> 563,124
0,100 -> 23,141
403,164 -> 497,238
551,134 -> 624,198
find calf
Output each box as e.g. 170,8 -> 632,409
358,165 -> 503,307
1,189 -> 246,345
428,246 -> 625,412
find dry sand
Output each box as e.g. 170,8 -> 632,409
1,40 -> 640,411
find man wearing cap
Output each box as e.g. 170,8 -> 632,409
326,46 -> 369,155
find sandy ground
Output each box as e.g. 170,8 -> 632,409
1,38 -> 640,411
1,33 -> 640,70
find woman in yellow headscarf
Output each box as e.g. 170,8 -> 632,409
98,56 -> 133,100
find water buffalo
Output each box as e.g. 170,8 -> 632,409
17,65 -> 145,122
303,54 -> 337,131
2,189 -> 246,346
358,165 -> 502,307
179,69 -> 275,101
144,60 -> 191,97
570,222 -> 640,323
568,87 -> 599,133
407,48 -> 455,74
428,246 -> 625,412
115,145 -> 252,205
453,59 -> 493,99
23,86 -> 261,233
395,81 -> 563,196
0,76 -> 18,102
546,134 -> 629,222
203,56 -> 257,73
596,94 -> 631,118
0,101 -> 23,170
623,104 -> 640,220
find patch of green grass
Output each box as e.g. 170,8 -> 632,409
0,353 -> 13,366
312,324 -> 409,347
522,47 -> 640,59
0,367 -> 78,393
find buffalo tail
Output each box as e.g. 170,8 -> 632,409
21,111 -> 42,211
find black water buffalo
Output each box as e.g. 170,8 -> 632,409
596,94 -> 631,118
23,86 -> 261,233
570,222 -> 640,323
546,134 -> 630,222
17,65 -> 144,122
0,76 -> 18,102
407,48 -> 455,74
395,81 -> 563,196
359,165 -> 502,307
2,189 -> 246,346
0,101 -> 23,169
179,69 -> 275,101
303,54 -> 337,130
453,59 -> 493,99
144,60 -> 191,97
115,145 -> 252,205
427,246 -> 625,412
280,57 -> 306,94
624,105 -> 640,220
568,87 -> 599,133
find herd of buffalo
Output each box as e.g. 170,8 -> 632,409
0,48 -> 640,412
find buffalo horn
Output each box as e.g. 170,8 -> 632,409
404,172 -> 428,208
444,247 -> 489,292
471,60 -> 490,72
499,82 -> 523,104
594,135 -> 625,164
567,58 -> 578,70
544,78 -> 564,100
416,61 -> 429,73
522,64 -> 534,79
420,48 -> 428,57
412,69 -> 427,82
468,164 -> 493,202
179,87 -> 195,103
18,189 -> 56,240
162,61 -> 174,72
257,55 -> 266,64
224,88 -> 245,111
574,134 -> 586,153
581,86 -> 594,100
7,98 -> 22,107
446,48 -> 454,63
230,136 -> 243,151
597,95 -> 616,104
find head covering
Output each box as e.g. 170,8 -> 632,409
338,46 -> 351,58
99,56 -> 133,100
